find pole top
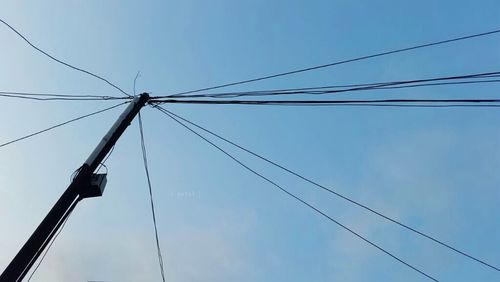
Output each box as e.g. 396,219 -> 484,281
84,92 -> 150,171
137,92 -> 150,104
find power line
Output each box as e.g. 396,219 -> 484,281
0,91 -> 125,100
247,103 -> 500,108
154,105 -> 439,282
159,108 -> 500,273
164,79 -> 500,99
0,91 -> 125,101
149,98 -> 500,107
0,18 -> 131,97
167,28 -> 500,96
162,71 -> 500,99
27,197 -> 79,282
209,73 -> 500,97
0,102 -> 128,149
138,111 -> 166,282
0,92 -> 127,101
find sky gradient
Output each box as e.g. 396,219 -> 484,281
1,1 -> 500,281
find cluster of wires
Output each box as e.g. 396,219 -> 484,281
142,28 -> 500,281
162,71 -> 500,99
148,71 -> 500,108
0,91 -> 127,101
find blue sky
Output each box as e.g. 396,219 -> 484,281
1,1 -> 499,281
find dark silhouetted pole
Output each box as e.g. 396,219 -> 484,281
0,93 -> 149,282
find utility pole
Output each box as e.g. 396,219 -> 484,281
0,93 -> 150,282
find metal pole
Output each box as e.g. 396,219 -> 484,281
0,93 -> 149,282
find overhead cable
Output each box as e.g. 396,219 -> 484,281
167,28 -> 500,96
138,112 -> 167,282
162,71 -> 500,99
26,197 -> 80,282
0,102 -> 128,149
159,108 -> 500,273
0,91 -> 127,101
149,98 -> 500,107
155,105 -> 439,281
0,18 -> 131,97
